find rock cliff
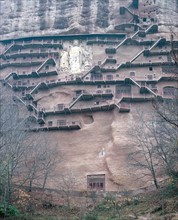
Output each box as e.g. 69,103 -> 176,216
0,0 -> 178,192
0,0 -> 177,40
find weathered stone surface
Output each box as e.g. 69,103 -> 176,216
157,0 -> 178,34
0,0 -> 177,40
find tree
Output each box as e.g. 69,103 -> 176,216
128,111 -> 161,189
128,107 -> 178,189
58,171 -> 78,210
152,31 -> 178,128
129,32 -> 178,188
40,138 -> 60,190
0,84 -> 61,215
151,32 -> 178,180
0,85 -> 29,214
170,32 -> 178,65
21,133 -> 60,192
153,118 -> 178,180
152,95 -> 178,129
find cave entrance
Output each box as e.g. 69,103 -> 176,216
87,174 -> 105,191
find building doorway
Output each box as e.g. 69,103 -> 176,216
87,174 -> 105,191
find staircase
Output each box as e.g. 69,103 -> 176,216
69,94 -> 83,109
30,82 -> 43,95
149,38 -> 163,51
130,30 -> 140,39
37,58 -> 57,73
4,72 -> 14,81
2,42 -> 15,55
145,24 -> 158,34
13,95 -> 27,107
130,49 -> 145,63
125,77 -> 141,88
116,62 -> 124,70
144,86 -> 158,97
116,37 -> 128,50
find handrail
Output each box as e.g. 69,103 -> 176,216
149,38 -> 163,51
36,58 -> 56,73
115,37 -> 128,50
143,86 -> 158,97
145,24 -> 158,34
13,95 -> 27,106
30,82 -> 43,94
130,49 -> 145,63
2,42 -> 15,55
69,94 -> 83,109
4,72 -> 14,80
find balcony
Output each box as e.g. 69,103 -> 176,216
31,121 -> 81,131
71,102 -> 115,113
14,40 -> 63,49
79,90 -> 114,100
118,103 -> 130,113
0,59 -> 43,69
37,114 -> 45,124
40,104 -> 71,116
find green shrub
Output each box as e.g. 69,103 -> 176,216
96,203 -> 109,212
83,211 -> 99,220
132,196 -> 140,205
0,203 -> 20,217
7,205 -> 21,216
159,182 -> 178,199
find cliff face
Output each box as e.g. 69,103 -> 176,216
0,0 -> 178,192
157,0 -> 178,33
0,0 -> 177,40
0,0 -> 118,39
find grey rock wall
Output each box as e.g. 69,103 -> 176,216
0,0 -> 114,39
157,0 -> 178,33
0,0 -> 177,40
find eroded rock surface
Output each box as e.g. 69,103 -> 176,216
0,0 -> 177,40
